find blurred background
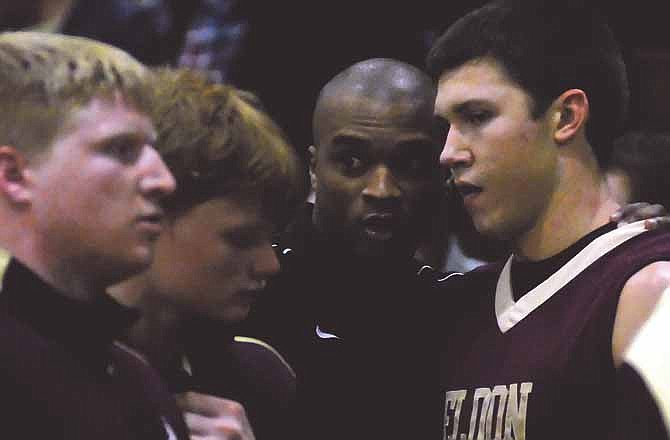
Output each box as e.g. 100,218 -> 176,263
2,0 -> 667,153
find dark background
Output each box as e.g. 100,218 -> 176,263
223,1 -> 670,153
3,0 -> 667,150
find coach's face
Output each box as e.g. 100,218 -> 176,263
311,93 -> 441,258
434,57 -> 557,242
29,93 -> 176,285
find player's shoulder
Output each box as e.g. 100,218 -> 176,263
231,336 -> 295,379
613,261 -> 670,366
627,260 -> 670,286
621,261 -> 670,305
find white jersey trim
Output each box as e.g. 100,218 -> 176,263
495,221 -> 648,333
623,287 -> 670,434
234,335 -> 296,378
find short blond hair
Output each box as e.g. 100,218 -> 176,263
150,67 -> 307,229
0,31 -> 151,155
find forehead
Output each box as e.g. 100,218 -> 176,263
434,58 -> 528,116
184,196 -> 266,229
319,94 -> 436,144
58,94 -> 155,145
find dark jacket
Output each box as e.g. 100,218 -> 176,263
159,318 -> 297,440
0,259 -> 189,440
241,203 -> 450,439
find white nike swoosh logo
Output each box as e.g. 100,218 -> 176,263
315,324 -> 341,340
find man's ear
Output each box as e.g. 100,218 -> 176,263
553,89 -> 589,145
308,145 -> 318,192
0,145 -> 33,205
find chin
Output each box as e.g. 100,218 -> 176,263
213,305 -> 251,324
126,243 -> 155,267
99,252 -> 153,286
480,228 -> 508,244
354,246 -> 384,258
356,245 -> 392,259
355,237 -> 409,259
472,216 -> 505,240
472,218 -> 493,236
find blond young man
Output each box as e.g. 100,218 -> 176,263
0,32 -> 186,439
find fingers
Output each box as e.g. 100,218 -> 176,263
177,392 -> 240,417
612,202 -> 667,226
183,411 -> 248,438
176,392 -> 256,440
644,217 -> 670,230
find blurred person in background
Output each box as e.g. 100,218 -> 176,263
606,131 -> 670,208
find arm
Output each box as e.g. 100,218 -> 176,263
614,287 -> 670,439
612,260 -> 670,367
175,337 -> 295,440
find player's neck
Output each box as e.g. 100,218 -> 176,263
8,233 -> 106,302
116,282 -> 184,371
515,157 -> 618,261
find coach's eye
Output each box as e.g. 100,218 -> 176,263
334,153 -> 367,176
342,155 -> 363,171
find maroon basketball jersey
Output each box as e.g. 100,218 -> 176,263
440,223 -> 670,440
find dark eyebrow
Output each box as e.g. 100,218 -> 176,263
224,222 -> 265,236
453,99 -> 490,115
221,221 -> 273,243
329,134 -> 371,150
98,132 -> 154,148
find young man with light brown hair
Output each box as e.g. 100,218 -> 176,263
109,67 -> 306,440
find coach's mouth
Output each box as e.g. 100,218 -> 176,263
362,212 -> 397,241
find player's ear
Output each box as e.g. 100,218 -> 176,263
0,145 -> 33,206
308,145 -> 318,192
553,89 -> 589,145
